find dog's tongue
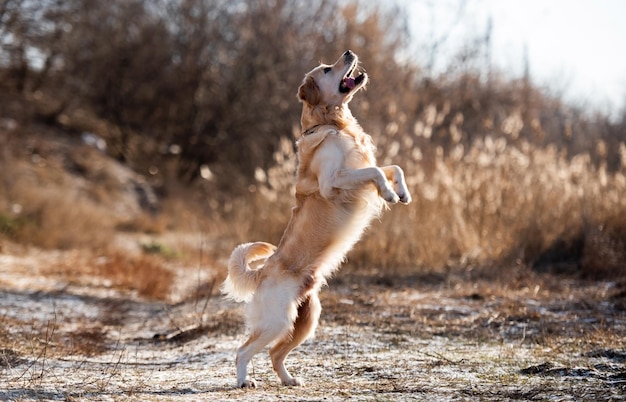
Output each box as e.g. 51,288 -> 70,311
344,77 -> 356,89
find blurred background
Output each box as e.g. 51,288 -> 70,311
1,0 -> 625,282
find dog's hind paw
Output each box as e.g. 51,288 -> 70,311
238,379 -> 257,388
282,377 -> 304,387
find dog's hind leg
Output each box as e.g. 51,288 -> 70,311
236,280 -> 300,388
269,293 -> 322,386
236,326 -> 286,388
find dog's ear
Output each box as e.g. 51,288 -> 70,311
297,76 -> 320,106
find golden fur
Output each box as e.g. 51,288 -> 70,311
221,51 -> 411,388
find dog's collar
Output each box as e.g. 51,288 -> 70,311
302,124 -> 322,136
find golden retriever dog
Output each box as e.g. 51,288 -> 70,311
221,50 -> 411,388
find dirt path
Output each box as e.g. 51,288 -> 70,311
1,249 -> 625,401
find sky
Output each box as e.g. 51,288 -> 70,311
405,0 -> 626,116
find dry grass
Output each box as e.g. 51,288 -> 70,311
2,98 -> 625,284
9,188 -> 116,250
240,128 -> 626,281
0,130 -> 159,251
0,85 -> 624,402
1,5 -> 623,397
91,253 -> 175,300
43,252 -> 175,301
0,265 -> 623,400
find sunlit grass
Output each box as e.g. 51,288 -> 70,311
241,116 -> 626,279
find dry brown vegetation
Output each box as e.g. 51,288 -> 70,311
0,0 -> 625,400
1,0 -> 625,277
1,253 -> 625,400
246,121 -> 626,279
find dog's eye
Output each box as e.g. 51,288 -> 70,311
323,67 -> 332,74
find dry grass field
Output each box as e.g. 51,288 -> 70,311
1,1 -> 625,399
1,125 -> 625,400
0,238 -> 625,401
241,119 -> 626,278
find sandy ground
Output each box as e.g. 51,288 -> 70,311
1,244 -> 625,401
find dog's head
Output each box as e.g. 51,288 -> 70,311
298,50 -> 368,109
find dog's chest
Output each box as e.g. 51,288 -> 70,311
295,130 -> 376,197
337,126 -> 377,166
343,135 -> 376,169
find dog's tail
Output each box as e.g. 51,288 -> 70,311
220,242 -> 277,302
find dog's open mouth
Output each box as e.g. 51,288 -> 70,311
339,65 -> 366,93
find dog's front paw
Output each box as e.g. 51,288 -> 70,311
398,190 -> 412,204
382,189 -> 400,204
